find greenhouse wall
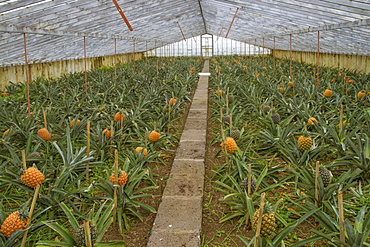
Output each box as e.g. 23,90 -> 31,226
0,52 -> 143,90
272,50 -> 370,73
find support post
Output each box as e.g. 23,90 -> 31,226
23,33 -> 31,117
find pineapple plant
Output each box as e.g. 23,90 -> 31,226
297,134 -> 313,151
0,211 -> 27,238
324,89 -> 333,98
252,203 -> 277,238
135,147 -> 148,158
148,130 -> 160,142
278,87 -> 284,93
20,166 -> 45,188
287,81 -> 294,87
109,170 -> 128,186
271,113 -> 281,124
37,128 -> 51,141
221,137 -> 238,154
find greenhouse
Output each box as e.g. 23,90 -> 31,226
0,0 -> 369,246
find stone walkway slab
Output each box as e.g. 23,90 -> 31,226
147,60 -> 209,247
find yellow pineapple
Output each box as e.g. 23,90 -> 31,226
169,98 -> 177,106
298,135 -> 313,151
114,112 -> 126,122
70,119 -> 81,128
37,128 -> 51,141
307,117 -> 318,125
102,129 -> 112,140
149,130 -> 160,142
221,137 -> 238,154
135,147 -> 148,157
252,204 -> 276,238
20,167 -> 45,188
324,89 -> 333,98
110,170 -> 128,186
0,211 -> 27,238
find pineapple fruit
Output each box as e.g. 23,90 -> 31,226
169,98 -> 177,106
20,167 -> 45,188
70,119 -> 81,128
215,90 -> 222,96
221,137 -> 238,154
114,112 -> 126,122
0,211 -> 27,238
357,91 -> 366,100
271,113 -> 280,124
252,204 -> 276,238
230,129 -> 241,140
263,105 -> 271,113
74,223 -> 98,247
324,89 -> 332,98
109,170 -> 128,186
319,168 -> 332,187
102,129 -> 112,140
37,128 -> 51,141
3,129 -> 10,137
135,147 -> 148,157
149,130 -> 160,142
241,177 -> 256,194
298,135 -> 313,151
228,94 -> 234,104
307,117 -> 318,125
222,115 -> 230,124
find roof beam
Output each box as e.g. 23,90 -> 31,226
197,0 -> 208,34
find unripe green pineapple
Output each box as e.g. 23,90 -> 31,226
252,204 -> 276,238
241,177 -> 256,194
74,223 -> 98,247
228,94 -> 235,104
263,105 -> 271,113
222,115 -> 230,124
271,113 -> 280,124
319,168 -> 332,187
230,129 -> 241,140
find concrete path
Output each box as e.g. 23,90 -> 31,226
147,60 -> 209,247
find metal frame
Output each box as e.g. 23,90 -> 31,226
0,0 -> 369,66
